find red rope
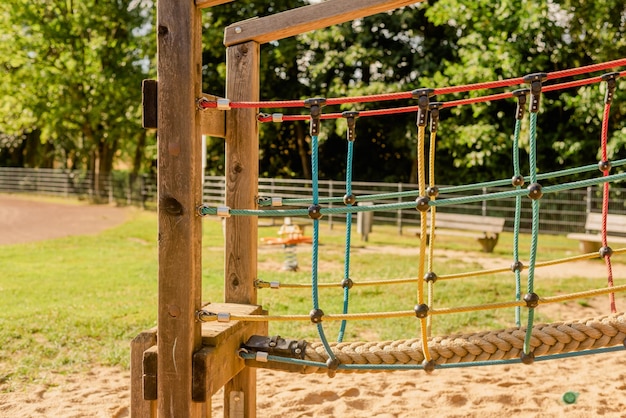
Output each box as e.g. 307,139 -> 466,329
546,58 -> 626,81
200,59 -> 626,111
257,72 -> 621,123
599,100 -> 616,313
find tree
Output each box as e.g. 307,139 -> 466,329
0,0 -> 155,193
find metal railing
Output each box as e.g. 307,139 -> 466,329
2,167 -> 625,235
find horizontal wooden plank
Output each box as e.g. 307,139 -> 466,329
567,233 -> 626,244
201,303 -> 265,346
195,0 -> 234,9
224,0 -> 423,46
585,212 -> 626,233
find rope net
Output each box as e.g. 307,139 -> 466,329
200,60 -> 626,374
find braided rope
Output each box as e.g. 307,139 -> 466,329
295,313 -> 626,373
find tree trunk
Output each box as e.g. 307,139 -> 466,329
295,122 -> 311,180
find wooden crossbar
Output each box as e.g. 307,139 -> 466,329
223,0 -> 424,46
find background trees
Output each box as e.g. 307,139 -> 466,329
1,0 -> 624,187
0,0 -> 155,181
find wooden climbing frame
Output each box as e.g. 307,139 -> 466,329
132,1 -> 424,417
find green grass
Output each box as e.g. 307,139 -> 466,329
0,209 -> 624,391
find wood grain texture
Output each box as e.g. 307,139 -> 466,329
224,0 -> 423,46
224,41 -> 260,418
156,0 -> 204,416
195,0 -> 234,9
130,330 -> 157,418
193,304 -> 267,402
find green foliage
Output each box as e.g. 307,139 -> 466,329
1,0 -> 625,185
0,0 -> 155,172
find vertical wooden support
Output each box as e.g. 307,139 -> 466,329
224,41 -> 260,417
156,0 -> 203,417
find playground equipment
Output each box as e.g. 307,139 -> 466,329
261,217 -> 312,271
132,1 -> 626,417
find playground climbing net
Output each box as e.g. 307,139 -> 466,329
197,58 -> 626,376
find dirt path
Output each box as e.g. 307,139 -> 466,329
0,194 -> 128,245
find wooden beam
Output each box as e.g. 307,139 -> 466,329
224,0 -> 423,46
196,0 -> 234,9
156,0 -> 204,416
200,94 -> 226,138
193,303 -> 267,401
224,40 -> 260,418
130,330 -> 157,418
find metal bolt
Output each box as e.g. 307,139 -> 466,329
235,27 -> 242,34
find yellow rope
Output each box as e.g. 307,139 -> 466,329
257,247 -> 626,289
201,284 -> 626,322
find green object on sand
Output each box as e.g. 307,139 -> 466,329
562,392 -> 578,404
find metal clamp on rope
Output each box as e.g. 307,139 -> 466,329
242,335 -> 307,360
523,73 -> 547,113
304,97 -> 326,136
272,113 -> 284,123
196,310 -> 217,322
216,206 -> 231,218
512,88 -> 530,120
217,312 -> 231,322
216,98 -> 231,110
196,204 -> 210,217
196,97 -> 211,110
602,72 -> 620,104
342,111 -> 360,142
411,88 -> 435,127
428,102 -> 442,133
271,197 -> 283,207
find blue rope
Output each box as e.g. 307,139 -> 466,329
338,140 -> 355,342
310,134 -> 335,361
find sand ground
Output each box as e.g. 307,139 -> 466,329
0,194 -> 625,418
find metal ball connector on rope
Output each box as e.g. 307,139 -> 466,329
510,260 -> 524,272
415,196 -> 430,212
599,246 -> 613,258
527,183 -> 543,200
598,160 -> 612,173
511,175 -> 525,187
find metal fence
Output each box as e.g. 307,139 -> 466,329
2,167 -> 625,235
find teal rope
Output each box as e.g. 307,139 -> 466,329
524,112 -> 540,355
200,171 -> 626,217
338,140 -> 355,342
256,158 -> 626,206
310,134 -> 336,362
512,118 -> 522,327
310,135 -> 321,310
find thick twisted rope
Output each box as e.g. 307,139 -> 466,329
293,313 -> 626,373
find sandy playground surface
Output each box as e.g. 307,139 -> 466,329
1,194 -> 625,417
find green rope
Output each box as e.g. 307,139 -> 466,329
512,117 -> 523,327
524,112 -> 540,355
256,158 -> 626,207
200,172 -> 626,217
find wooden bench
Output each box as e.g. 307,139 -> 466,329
406,212 -> 506,253
567,212 -> 626,253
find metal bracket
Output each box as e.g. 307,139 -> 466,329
242,335 -> 307,359
142,79 -> 158,129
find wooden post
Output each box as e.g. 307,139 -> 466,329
156,0 -> 203,416
224,40 -> 260,418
